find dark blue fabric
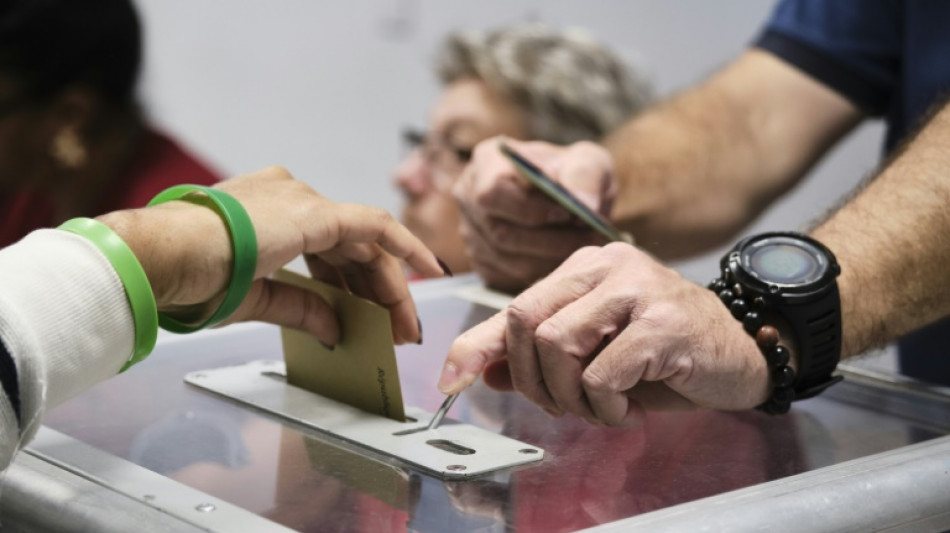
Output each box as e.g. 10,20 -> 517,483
0,336 -> 20,427
756,0 -> 950,151
755,0 -> 950,386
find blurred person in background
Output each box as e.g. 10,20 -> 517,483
392,23 -> 652,276
0,0 -> 220,248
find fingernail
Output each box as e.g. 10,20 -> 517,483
318,340 -> 335,352
438,362 -> 460,393
436,257 -> 454,277
416,317 -> 424,345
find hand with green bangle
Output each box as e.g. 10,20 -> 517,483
96,166 -> 449,350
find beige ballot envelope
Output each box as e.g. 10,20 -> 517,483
274,269 -> 406,422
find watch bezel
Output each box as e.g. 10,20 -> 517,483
723,232 -> 840,303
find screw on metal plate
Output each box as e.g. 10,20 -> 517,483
446,464 -> 467,471
195,503 -> 216,513
191,373 -> 206,379
519,448 -> 539,454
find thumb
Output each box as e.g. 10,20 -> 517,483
225,278 -> 341,347
439,309 -> 509,394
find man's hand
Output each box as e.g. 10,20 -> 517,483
452,137 -> 616,292
438,243 -> 770,426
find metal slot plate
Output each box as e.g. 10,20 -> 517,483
184,360 -> 544,479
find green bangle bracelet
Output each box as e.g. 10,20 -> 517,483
147,185 -> 258,333
58,218 -> 158,372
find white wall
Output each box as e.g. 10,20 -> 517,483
134,0 -> 884,281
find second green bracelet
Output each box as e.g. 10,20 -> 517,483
147,184 -> 258,333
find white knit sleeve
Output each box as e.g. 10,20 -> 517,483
0,229 -> 134,471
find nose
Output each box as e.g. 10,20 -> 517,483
393,149 -> 433,200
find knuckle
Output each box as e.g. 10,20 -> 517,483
561,245 -> 604,269
533,320 -> 564,353
507,298 -> 541,330
639,352 -> 665,381
581,365 -> 615,394
602,241 -> 634,257
369,207 -> 394,226
575,245 -> 603,260
263,165 -> 293,180
570,140 -> 598,156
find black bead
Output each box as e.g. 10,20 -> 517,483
742,311 -> 764,335
772,365 -> 796,388
769,398 -> 792,415
753,297 -> 767,309
708,278 -> 726,292
729,298 -> 749,320
718,289 -> 735,306
765,345 -> 790,368
772,387 -> 794,404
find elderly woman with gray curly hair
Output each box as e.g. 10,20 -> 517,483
392,23 -> 652,281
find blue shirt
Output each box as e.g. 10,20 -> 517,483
755,0 -> 950,385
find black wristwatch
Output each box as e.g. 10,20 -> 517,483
709,231 -> 843,413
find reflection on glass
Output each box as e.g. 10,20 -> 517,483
38,285 -> 947,532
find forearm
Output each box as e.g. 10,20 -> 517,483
606,50 -> 860,259
812,102 -> 950,359
0,230 -> 133,470
97,202 -> 231,310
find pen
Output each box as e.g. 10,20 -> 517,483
427,393 -> 459,430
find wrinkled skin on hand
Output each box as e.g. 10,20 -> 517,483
440,243 -> 770,426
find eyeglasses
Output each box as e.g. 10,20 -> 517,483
402,128 -> 474,169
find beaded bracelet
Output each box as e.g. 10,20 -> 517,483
147,185 -> 258,333
707,278 -> 796,414
58,218 -> 158,372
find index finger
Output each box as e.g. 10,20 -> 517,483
439,310 -> 509,395
314,204 -> 445,278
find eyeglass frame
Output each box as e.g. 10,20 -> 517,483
401,127 -> 479,192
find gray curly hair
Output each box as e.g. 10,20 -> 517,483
436,23 -> 652,144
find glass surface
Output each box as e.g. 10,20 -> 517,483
43,277 -> 947,532
742,236 -> 827,286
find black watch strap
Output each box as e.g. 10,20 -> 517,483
779,284 -> 843,400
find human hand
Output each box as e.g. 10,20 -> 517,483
438,243 -> 770,426
453,137 -> 616,292
98,166 -> 445,346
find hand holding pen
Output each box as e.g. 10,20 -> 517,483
452,137 -> 623,292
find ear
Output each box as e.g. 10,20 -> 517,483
47,87 -> 98,133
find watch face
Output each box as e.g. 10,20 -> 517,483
740,236 -> 829,286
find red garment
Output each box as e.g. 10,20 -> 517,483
0,127 -> 221,248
